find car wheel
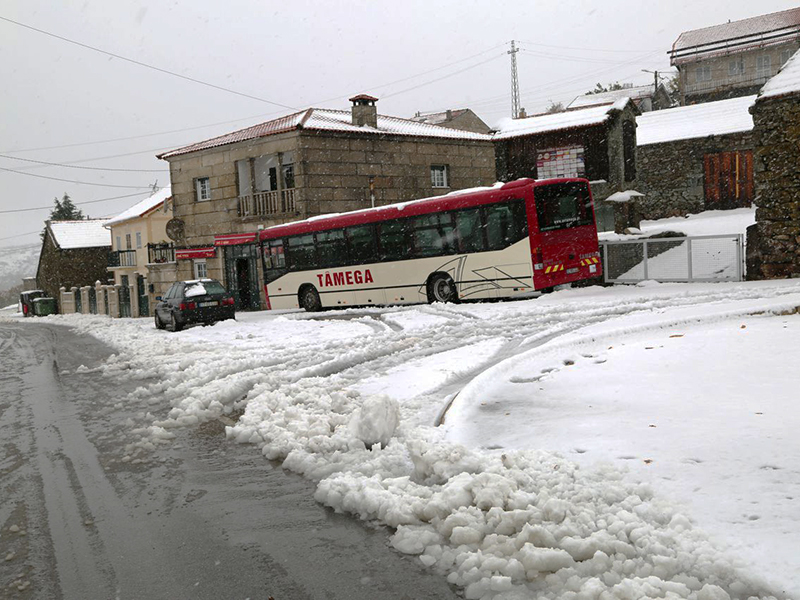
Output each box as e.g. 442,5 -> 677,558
427,273 -> 458,304
300,285 -> 322,312
169,312 -> 183,332
154,312 -> 166,330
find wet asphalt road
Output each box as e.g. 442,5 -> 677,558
0,322 -> 459,600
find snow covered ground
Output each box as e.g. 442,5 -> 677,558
599,207 -> 755,241
4,278 -> 799,599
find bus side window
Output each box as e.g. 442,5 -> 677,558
411,213 -> 456,257
263,240 -> 286,283
379,219 -> 411,262
286,234 -> 316,271
316,229 -> 347,268
455,208 -> 485,253
485,199 -> 527,251
345,224 -> 378,265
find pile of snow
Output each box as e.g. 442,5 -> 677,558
9,280 -> 800,599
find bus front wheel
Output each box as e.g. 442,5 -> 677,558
427,273 -> 459,304
299,285 -> 322,312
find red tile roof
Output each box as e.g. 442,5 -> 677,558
158,108 -> 490,159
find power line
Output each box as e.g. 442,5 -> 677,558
0,41 -> 512,156
0,191 -> 150,214
0,15 -> 297,110
360,42 -> 509,94
0,229 -> 42,242
0,154 -> 167,172
519,49 -> 642,65
382,53 -> 504,99
0,167 -> 153,189
517,40 -> 660,54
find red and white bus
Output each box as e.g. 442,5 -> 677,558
258,178 -> 602,311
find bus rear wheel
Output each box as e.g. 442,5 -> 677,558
427,274 -> 459,304
300,285 -> 322,312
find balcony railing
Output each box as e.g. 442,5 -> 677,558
108,249 -> 137,268
238,189 -> 296,217
147,242 -> 175,264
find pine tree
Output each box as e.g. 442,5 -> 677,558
50,193 -> 84,220
41,193 -> 84,240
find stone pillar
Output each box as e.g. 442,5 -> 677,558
108,286 -> 120,318
80,287 -> 91,314
129,284 -> 139,318
59,286 -> 71,314
747,96 -> 800,279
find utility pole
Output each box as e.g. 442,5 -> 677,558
508,40 -> 521,119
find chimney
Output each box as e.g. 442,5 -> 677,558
518,107 -> 527,119
350,94 -> 379,128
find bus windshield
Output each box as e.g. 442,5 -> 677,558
534,181 -> 594,231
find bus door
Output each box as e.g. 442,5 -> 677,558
531,181 -> 600,289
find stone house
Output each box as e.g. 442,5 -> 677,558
670,7 -> 800,105
746,49 -> 800,280
567,83 -> 672,113
156,95 -> 495,309
36,220 -> 111,310
635,95 -> 756,219
493,98 -> 639,232
105,187 -> 173,317
410,108 -> 491,134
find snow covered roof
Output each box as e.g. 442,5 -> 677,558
159,108 -> 491,158
493,98 -> 631,140
636,95 -> 755,146
410,109 -> 469,125
671,8 -> 800,65
48,220 -> 111,249
758,48 -> 800,100
567,85 -> 655,110
104,187 -> 171,227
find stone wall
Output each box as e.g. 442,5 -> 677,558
747,95 -> 800,279
298,131 -> 495,216
36,234 -> 112,311
636,131 -> 753,220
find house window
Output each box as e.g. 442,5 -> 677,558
236,160 -> 253,197
757,55 -> 772,77
282,151 -> 295,189
728,58 -> 744,76
254,155 -> 278,192
135,232 -> 142,249
195,177 -> 211,201
236,153 -> 296,197
125,233 -> 132,249
695,65 -> 712,82
781,49 -> 794,66
116,235 -> 121,250
193,259 -> 207,279
431,165 -> 449,188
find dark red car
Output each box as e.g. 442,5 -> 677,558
154,279 -> 235,332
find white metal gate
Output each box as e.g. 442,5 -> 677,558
600,234 -> 744,284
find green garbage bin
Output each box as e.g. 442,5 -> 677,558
33,297 -> 57,316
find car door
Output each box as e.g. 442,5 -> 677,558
158,284 -> 177,319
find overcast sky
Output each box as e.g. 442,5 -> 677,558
1,0 -> 795,247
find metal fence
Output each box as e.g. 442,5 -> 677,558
600,234 -> 744,284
